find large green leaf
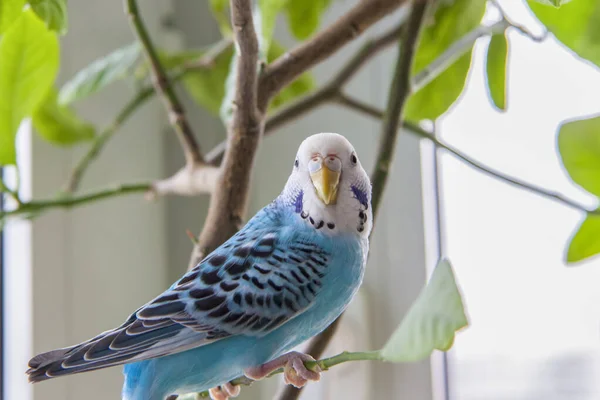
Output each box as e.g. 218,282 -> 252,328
0,10 -> 59,165
558,114 -> 600,197
405,0 -> 486,121
285,0 -> 331,40
529,0 -> 600,68
58,43 -> 141,105
0,0 -> 24,33
268,41 -> 315,110
485,32 -> 508,111
565,213 -> 600,263
380,259 -> 468,363
28,0 -> 67,35
32,88 -> 95,146
257,0 -> 286,55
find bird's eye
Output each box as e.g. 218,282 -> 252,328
294,159 -> 299,168
350,154 -> 358,165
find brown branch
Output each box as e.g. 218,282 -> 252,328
279,3 -> 431,399
257,0 -> 409,111
188,0 -> 261,268
125,0 -> 204,166
205,20 -> 406,165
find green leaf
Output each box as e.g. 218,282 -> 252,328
531,0 -> 574,7
529,0 -> 600,67
58,43 -> 141,105
268,41 -> 315,110
28,0 -> 68,35
558,114 -> 600,197
380,259 -> 468,363
565,213 -> 600,263
32,88 -> 95,146
0,10 -> 59,165
284,0 -> 331,40
485,32 -> 509,111
209,0 -> 232,37
405,0 -> 486,121
0,0 -> 24,33
257,0 -> 287,55
176,47 -> 235,116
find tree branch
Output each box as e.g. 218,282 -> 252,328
125,0 -> 204,166
0,183 -> 151,219
188,0 -> 262,268
280,3 -> 431,400
336,95 -> 600,216
206,20 -> 407,165
195,350 -> 383,398
257,0 -> 409,111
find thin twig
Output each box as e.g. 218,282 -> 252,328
0,176 -> 21,205
0,183 -> 151,219
195,350 -> 383,398
336,95 -> 600,216
281,4 -> 431,400
189,0 -> 261,268
257,0 -> 409,111
490,0 -> 548,43
183,38 -> 234,69
371,0 -> 430,217
65,41 -> 229,193
65,87 -> 155,192
125,0 -> 203,166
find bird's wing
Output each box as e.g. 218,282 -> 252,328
28,210 -> 331,381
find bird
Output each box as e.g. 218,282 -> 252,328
26,132 -> 373,400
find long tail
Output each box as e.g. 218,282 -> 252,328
27,345 -> 79,382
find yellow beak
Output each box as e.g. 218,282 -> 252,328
310,165 -> 341,205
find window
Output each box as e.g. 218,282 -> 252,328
439,3 -> 600,399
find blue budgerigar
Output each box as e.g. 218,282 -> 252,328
27,132 -> 373,400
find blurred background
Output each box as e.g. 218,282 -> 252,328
2,0 -> 600,400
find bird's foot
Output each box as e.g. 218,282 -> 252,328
244,351 -> 321,388
208,382 -> 240,400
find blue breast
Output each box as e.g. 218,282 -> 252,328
122,208 -> 366,400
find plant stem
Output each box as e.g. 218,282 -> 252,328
336,95 -> 600,216
195,350 -> 383,398
65,87 -> 155,192
371,0 -> 430,219
189,0 -> 262,269
0,176 -> 21,205
0,183 -> 151,219
124,0 -> 203,166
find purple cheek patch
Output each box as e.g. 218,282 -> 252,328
351,185 -> 369,209
294,190 -> 304,213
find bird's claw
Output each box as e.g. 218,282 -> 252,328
208,382 -> 240,400
244,351 -> 321,389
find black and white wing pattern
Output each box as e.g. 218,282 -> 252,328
27,207 -> 331,382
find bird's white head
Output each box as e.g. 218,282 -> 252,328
281,132 -> 372,237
